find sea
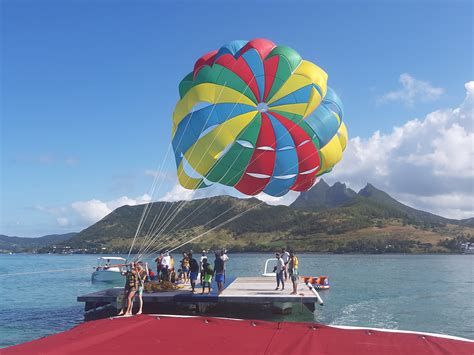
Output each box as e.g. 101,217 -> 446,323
0,253 -> 473,348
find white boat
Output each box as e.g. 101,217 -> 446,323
91,257 -> 127,282
262,258 -> 276,277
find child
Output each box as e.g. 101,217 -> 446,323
201,258 -> 213,295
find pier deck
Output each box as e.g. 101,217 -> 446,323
78,277 -> 319,313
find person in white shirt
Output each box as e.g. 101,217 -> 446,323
199,250 -> 207,285
220,249 -> 229,283
281,248 -> 290,281
274,253 -> 285,291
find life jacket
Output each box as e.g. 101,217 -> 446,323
126,271 -> 136,288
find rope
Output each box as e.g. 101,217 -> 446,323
168,200 -> 266,252
135,74 -> 256,259
133,76 -> 237,258
131,59 -> 319,260
154,142 -> 321,255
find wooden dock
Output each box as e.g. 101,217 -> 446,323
78,277 -> 320,314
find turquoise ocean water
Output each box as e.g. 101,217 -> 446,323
0,253 -> 472,347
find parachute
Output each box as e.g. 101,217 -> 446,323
172,38 -> 347,197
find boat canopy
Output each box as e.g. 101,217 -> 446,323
5,315 -> 472,354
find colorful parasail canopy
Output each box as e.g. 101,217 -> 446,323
172,38 -> 348,197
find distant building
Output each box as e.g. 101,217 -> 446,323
460,242 -> 474,254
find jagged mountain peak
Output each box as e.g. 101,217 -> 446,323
291,180 -> 357,210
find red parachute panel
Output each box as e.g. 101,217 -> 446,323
271,112 -> 320,191
235,114 -> 276,195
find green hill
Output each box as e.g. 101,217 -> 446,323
45,181 -> 473,255
0,233 -> 77,253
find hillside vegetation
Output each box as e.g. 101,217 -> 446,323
42,181 -> 473,254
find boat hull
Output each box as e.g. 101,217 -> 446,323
91,270 -> 125,283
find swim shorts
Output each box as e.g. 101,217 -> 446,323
215,273 -> 224,283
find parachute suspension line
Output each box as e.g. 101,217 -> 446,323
137,38 -> 347,257
140,196 -> 217,256
139,198 -> 248,260
133,77 -> 237,260
137,200 -> 190,258
139,112 -> 291,257
135,206 -> 166,259
132,86 -> 212,260
168,200 -> 266,253
134,199 -> 213,261
148,116 -> 322,256
136,61 -> 259,260
136,78 -> 261,260
132,102 -> 203,258
128,140 -> 174,258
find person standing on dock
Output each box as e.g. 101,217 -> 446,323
161,252 -> 171,281
136,263 -> 147,315
154,254 -> 163,282
214,252 -> 225,295
274,253 -> 285,291
188,253 -> 199,293
220,249 -> 229,283
288,251 -> 299,295
281,248 -> 290,281
201,258 -> 213,294
118,263 -> 138,316
180,252 -> 190,284
199,250 -> 207,285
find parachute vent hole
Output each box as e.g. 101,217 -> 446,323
256,102 -> 269,113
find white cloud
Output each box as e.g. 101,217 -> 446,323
379,73 -> 444,105
327,81 -> 474,219
254,191 -> 299,206
71,199 -> 112,223
159,181 -> 299,206
38,194 -> 152,228
56,217 -> 70,227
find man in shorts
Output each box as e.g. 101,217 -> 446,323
274,253 -> 285,291
281,248 -> 290,281
214,252 -> 225,295
288,251 -> 299,295
188,253 -> 199,293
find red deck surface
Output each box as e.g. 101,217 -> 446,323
3,315 -> 473,355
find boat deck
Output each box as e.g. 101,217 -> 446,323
78,277 -> 320,313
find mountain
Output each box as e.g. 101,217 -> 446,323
0,233 -> 77,253
292,182 -> 457,227
46,182 -> 474,255
291,179 -> 357,210
460,217 -> 474,227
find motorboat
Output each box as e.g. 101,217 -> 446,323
91,256 -> 126,282
262,258 -> 276,277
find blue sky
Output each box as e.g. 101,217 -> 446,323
2,1 -> 473,236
